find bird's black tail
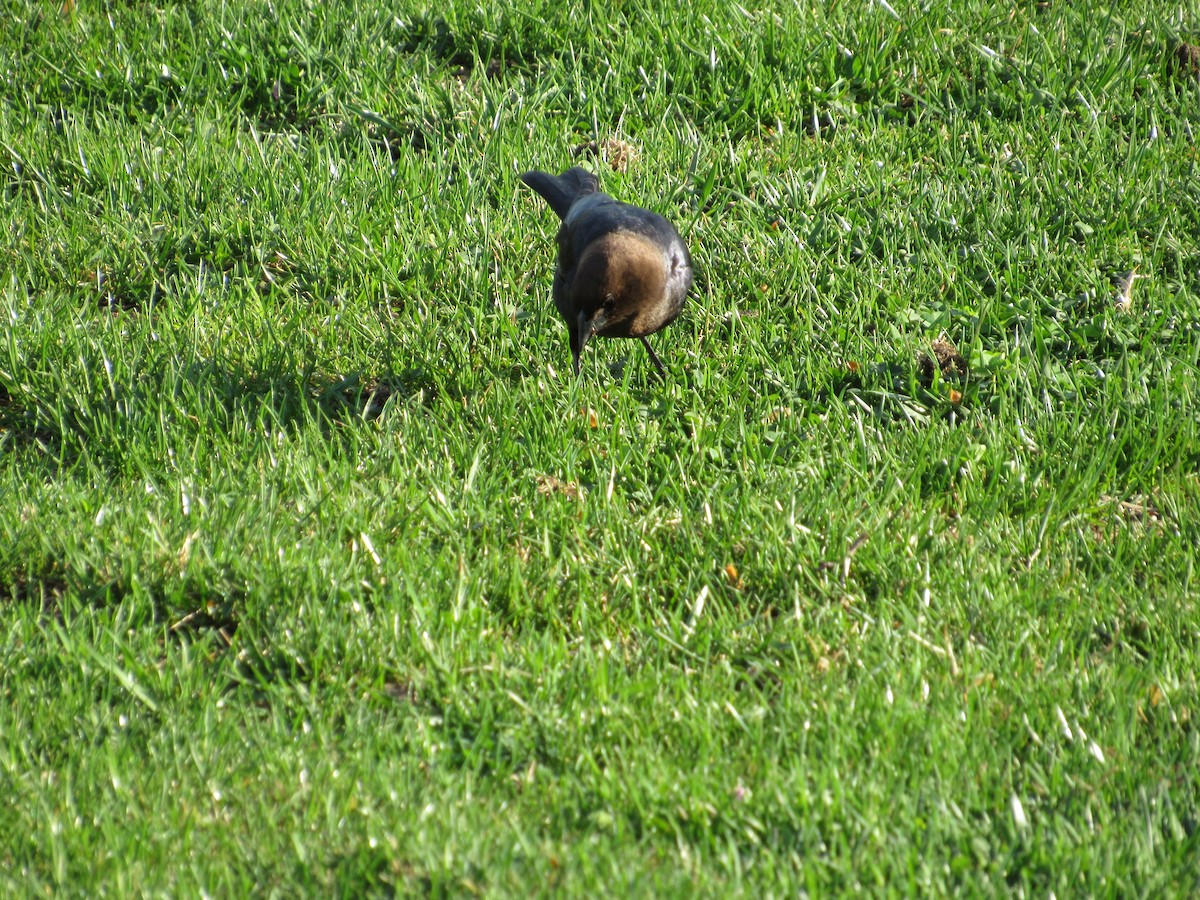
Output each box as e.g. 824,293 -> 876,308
519,167 -> 600,219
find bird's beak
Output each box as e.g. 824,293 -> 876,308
577,309 -> 608,351
573,309 -> 607,376
585,308 -> 609,336
572,311 -> 590,376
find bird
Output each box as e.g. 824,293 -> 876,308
519,166 -> 692,377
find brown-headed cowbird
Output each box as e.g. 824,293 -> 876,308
520,167 -> 692,376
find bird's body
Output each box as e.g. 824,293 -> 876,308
520,167 -> 692,376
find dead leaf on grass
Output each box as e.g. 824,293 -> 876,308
724,562 -> 744,590
1175,42 -> 1200,78
1112,269 -> 1144,312
535,474 -> 582,499
572,138 -> 640,173
918,336 -> 968,386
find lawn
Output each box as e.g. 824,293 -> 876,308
2,0 -> 1199,894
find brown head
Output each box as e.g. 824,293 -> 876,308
570,231 -> 673,341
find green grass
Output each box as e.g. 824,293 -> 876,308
3,0 -> 1200,893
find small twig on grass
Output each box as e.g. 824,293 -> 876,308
908,631 -> 947,656
943,627 -> 960,679
841,533 -> 869,586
